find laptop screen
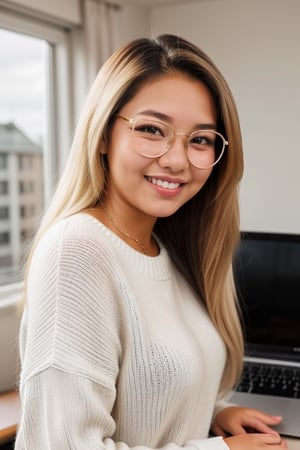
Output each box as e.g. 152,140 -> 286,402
233,231 -> 300,362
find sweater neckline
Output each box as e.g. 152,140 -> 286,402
78,213 -> 172,280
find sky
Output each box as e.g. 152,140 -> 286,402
0,28 -> 47,144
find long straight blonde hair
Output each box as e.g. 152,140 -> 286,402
25,34 -> 244,394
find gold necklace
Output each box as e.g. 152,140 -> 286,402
101,205 -> 148,255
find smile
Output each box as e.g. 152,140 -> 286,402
146,176 -> 182,190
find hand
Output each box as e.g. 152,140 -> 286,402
211,406 -> 283,436
224,433 -> 288,449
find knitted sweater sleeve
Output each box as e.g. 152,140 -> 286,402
15,219 -> 229,450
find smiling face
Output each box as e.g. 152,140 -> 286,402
103,72 -> 217,226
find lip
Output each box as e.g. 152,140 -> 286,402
145,175 -> 186,197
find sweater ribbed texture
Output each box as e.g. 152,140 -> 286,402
15,213 -> 230,450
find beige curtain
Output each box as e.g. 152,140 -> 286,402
83,0 -> 116,85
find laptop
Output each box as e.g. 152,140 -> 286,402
226,231 -> 300,438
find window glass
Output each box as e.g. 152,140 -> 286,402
0,28 -> 47,285
0,206 -> 9,219
0,231 -> 10,245
0,180 -> 8,195
0,154 -> 7,169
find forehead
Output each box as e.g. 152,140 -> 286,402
121,72 -> 217,126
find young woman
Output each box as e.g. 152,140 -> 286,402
15,35 -> 287,449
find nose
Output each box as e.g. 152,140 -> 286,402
158,133 -> 189,172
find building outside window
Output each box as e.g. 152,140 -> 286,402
19,154 -> 33,170
19,181 -> 25,194
0,153 -> 7,169
19,179 -> 37,194
0,122 -> 43,278
0,231 -> 10,245
0,180 -> 8,195
0,206 -> 9,220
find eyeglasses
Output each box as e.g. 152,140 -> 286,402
117,115 -> 228,169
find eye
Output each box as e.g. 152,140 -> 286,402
190,132 -> 216,149
191,136 -> 207,145
135,122 -> 164,137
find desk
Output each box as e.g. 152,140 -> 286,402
0,391 -> 21,444
286,438 -> 300,450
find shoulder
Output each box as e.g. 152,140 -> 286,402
39,213 -> 108,248
27,212 -> 124,320
29,213 -> 121,296
34,213 -> 112,265
26,213 -> 124,340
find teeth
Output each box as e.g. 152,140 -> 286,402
148,177 -> 181,189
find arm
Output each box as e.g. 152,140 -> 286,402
16,367 -> 228,450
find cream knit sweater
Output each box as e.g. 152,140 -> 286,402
15,213 -> 230,450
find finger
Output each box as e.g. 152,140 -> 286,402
227,424 -> 247,435
260,414 -> 282,424
249,410 -> 283,424
210,423 -> 226,437
242,417 -> 280,436
280,438 -> 288,448
259,433 -> 282,444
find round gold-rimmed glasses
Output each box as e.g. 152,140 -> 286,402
117,115 -> 228,169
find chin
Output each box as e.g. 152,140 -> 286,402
153,205 -> 184,218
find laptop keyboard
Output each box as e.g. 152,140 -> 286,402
236,362 -> 300,398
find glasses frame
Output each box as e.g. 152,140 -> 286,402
117,115 -> 228,169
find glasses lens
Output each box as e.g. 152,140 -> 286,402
187,130 -> 225,169
131,118 -> 172,157
129,117 -> 226,169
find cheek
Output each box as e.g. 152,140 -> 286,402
192,167 -> 213,189
181,168 -> 212,206
106,140 -> 149,180
106,135 -> 131,169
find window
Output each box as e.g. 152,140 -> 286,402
0,29 -> 46,284
0,232 -> 10,245
20,205 -> 26,218
0,9 -> 74,288
19,155 -> 33,170
0,181 -> 8,195
19,205 -> 35,219
19,180 -> 36,194
19,181 -> 25,194
0,207 -> 9,219
0,154 -> 7,169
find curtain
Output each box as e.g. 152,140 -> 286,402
83,0 -> 117,85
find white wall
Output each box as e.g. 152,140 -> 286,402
111,4 -> 150,50
150,0 -> 300,234
2,0 -> 81,25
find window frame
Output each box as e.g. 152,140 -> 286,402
0,6 -> 75,298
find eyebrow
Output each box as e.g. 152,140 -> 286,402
135,109 -> 217,130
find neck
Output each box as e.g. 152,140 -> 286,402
88,204 -> 159,256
